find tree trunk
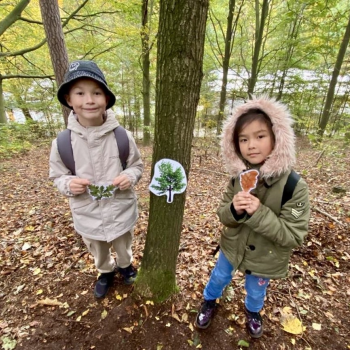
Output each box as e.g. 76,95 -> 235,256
318,12 -> 350,138
0,79 -> 6,123
39,0 -> 70,126
141,0 -> 152,145
247,0 -> 269,96
216,0 -> 237,135
135,0 -> 209,301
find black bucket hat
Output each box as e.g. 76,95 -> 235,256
57,60 -> 116,110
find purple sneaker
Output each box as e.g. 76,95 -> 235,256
195,300 -> 217,329
245,307 -> 263,338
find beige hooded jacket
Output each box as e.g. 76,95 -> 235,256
49,110 -> 143,242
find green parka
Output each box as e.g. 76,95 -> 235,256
219,96 -> 310,279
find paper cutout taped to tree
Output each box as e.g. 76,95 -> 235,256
149,159 -> 187,203
240,169 -> 259,192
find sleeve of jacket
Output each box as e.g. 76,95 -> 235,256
245,178 -> 310,248
217,178 -> 248,228
121,131 -> 144,186
49,139 -> 76,197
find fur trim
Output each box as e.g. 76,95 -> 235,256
221,95 -> 295,178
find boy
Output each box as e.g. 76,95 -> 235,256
49,60 -> 143,298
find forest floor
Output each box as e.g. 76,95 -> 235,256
0,136 -> 350,350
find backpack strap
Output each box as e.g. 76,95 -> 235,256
57,129 -> 76,175
281,170 -> 300,207
114,126 -> 129,170
56,126 -> 129,175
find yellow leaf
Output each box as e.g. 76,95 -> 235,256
281,315 -> 305,335
101,310 -> 108,320
37,298 -> 63,307
76,316 -> 82,322
82,309 -> 89,316
33,268 -> 41,276
123,327 -> 134,334
172,313 -> 181,323
165,323 -> 171,327
291,338 -> 296,345
25,225 -> 35,231
146,300 -> 154,305
189,323 -> 194,332
36,289 -> 43,295
312,323 -> 322,331
116,294 -> 122,300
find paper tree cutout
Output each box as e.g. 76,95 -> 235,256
149,159 -> 187,203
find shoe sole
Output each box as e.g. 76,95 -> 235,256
194,313 -> 212,329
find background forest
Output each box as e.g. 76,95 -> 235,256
1,0 -> 350,149
1,1 -> 350,350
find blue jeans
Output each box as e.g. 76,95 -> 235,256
203,251 -> 270,312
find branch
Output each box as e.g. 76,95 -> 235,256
312,206 -> 346,227
0,0 -> 89,58
0,0 -> 30,36
19,16 -> 42,25
1,74 -> 53,80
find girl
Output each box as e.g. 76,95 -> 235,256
195,96 -> 310,338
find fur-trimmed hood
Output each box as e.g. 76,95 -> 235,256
221,95 -> 295,179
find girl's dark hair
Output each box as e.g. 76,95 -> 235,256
233,108 -> 274,155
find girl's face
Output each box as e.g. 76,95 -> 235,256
65,78 -> 109,127
238,120 -> 274,165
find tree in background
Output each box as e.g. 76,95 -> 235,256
141,0 -> 152,145
318,11 -> 350,139
39,0 -> 70,125
247,0 -> 270,96
135,0 -> 209,301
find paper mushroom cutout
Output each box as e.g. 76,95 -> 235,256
149,159 -> 187,203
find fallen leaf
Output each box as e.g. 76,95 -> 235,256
37,298 -> 63,307
312,323 -> 322,331
82,309 -> 89,316
101,310 -> 108,320
237,339 -> 250,347
123,327 -> 134,334
0,335 -> 17,350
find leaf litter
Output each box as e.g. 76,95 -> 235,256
0,137 -> 349,349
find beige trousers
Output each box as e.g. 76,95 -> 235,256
82,230 -> 133,273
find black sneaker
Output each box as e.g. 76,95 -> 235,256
94,271 -> 115,298
195,300 -> 217,329
117,264 -> 137,285
245,307 -> 263,338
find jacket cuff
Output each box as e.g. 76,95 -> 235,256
230,203 -> 246,221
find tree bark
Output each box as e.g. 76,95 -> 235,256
318,12 -> 350,138
141,0 -> 152,145
135,0 -> 209,301
0,79 -> 6,123
39,0 -> 70,126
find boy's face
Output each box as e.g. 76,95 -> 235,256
65,78 -> 110,127
238,120 -> 274,165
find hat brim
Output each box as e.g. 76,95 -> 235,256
57,71 -> 116,110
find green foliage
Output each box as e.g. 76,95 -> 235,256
0,121 -> 59,160
87,184 -> 116,201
